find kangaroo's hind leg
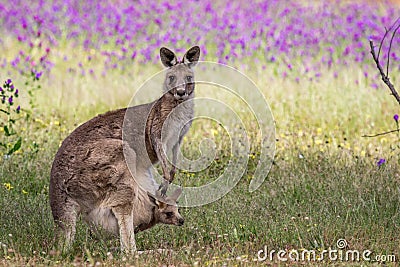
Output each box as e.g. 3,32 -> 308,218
51,196 -> 80,252
112,204 -> 136,254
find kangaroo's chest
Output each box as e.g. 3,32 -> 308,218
161,105 -> 193,151
145,100 -> 194,164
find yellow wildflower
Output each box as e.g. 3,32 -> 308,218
3,183 -> 13,190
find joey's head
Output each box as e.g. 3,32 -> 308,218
148,188 -> 184,226
160,46 -> 200,102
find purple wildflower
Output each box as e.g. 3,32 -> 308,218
14,89 -> 19,97
35,71 -> 43,80
16,105 -> 21,113
333,72 -> 338,79
131,51 -> 137,60
394,114 -> 399,123
154,18 -> 162,25
377,158 -> 386,167
8,96 -> 13,105
1,96 -> 5,103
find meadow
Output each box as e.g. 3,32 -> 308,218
0,0 -> 400,265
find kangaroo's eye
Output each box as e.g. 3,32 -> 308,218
169,76 -> 175,83
165,212 -> 174,218
186,76 -> 193,82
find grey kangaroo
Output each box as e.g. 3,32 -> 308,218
49,46 -> 200,253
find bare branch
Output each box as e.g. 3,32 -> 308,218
386,22 -> 400,76
378,17 -> 400,60
369,40 -> 400,105
362,129 -> 399,138
377,27 -> 390,60
367,18 -> 400,139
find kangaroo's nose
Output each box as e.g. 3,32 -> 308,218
176,88 -> 185,96
178,217 -> 184,226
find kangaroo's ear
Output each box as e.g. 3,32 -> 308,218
160,47 -> 178,67
147,192 -> 167,209
147,192 -> 158,206
183,46 -> 200,67
169,187 -> 182,202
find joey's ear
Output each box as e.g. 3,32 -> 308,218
147,191 -> 167,209
160,47 -> 178,67
147,192 -> 158,206
183,46 -> 200,67
169,187 -> 182,202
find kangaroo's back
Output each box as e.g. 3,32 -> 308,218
50,102 -> 152,178
49,104 -> 152,223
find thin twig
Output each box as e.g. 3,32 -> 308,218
377,26 -> 390,60
386,22 -> 400,76
362,129 -> 399,138
378,17 -> 400,60
369,40 -> 400,105
367,19 -> 400,138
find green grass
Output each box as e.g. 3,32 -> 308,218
0,46 -> 400,266
1,146 -> 399,265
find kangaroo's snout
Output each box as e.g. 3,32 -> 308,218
177,217 -> 184,226
176,88 -> 186,96
173,86 -> 189,101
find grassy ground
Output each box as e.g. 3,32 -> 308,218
0,45 -> 400,266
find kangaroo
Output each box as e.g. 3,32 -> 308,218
134,189 -> 184,234
85,187 -> 184,243
49,46 -> 200,253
